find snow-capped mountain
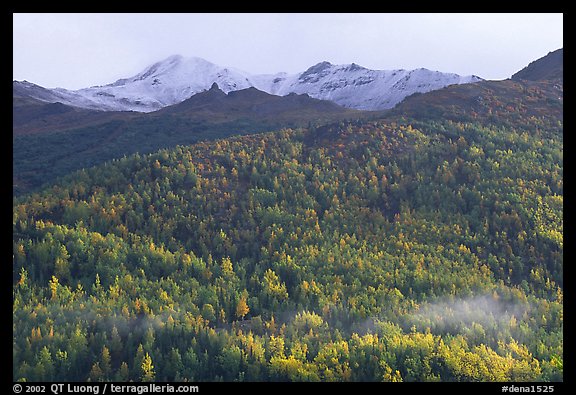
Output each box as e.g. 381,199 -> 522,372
252,62 -> 482,110
14,55 -> 482,112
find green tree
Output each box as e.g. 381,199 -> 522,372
141,353 -> 155,382
236,295 -> 250,320
88,362 -> 103,382
116,362 -> 130,382
35,346 -> 54,381
54,244 -> 71,283
101,346 -> 112,379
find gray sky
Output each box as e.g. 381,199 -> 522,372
13,13 -> 563,90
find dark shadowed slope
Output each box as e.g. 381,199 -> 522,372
155,83 -> 359,119
511,48 -> 563,82
13,84 -> 372,195
13,92 -> 138,136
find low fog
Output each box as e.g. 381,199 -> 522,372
405,294 -> 531,335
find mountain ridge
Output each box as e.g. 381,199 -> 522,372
511,48 -> 563,82
158,82 -> 350,117
14,55 -> 482,112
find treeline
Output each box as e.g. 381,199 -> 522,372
13,113 -> 562,381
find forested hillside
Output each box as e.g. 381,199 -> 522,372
13,63 -> 562,382
13,85 -> 366,196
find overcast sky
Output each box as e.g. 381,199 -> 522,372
13,13 -> 563,90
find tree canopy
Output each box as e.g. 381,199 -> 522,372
13,87 -> 562,382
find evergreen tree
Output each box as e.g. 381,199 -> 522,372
141,353 -> 156,382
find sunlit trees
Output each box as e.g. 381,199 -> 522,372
12,104 -> 562,381
141,353 -> 155,382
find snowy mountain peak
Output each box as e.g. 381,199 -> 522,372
14,55 -> 483,112
129,54 -> 185,82
299,61 -> 334,83
252,62 -> 482,111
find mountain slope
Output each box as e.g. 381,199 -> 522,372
14,55 -> 482,112
391,48 -> 563,128
13,91 -> 138,136
511,48 -> 563,82
391,78 -> 562,129
13,80 -> 123,112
